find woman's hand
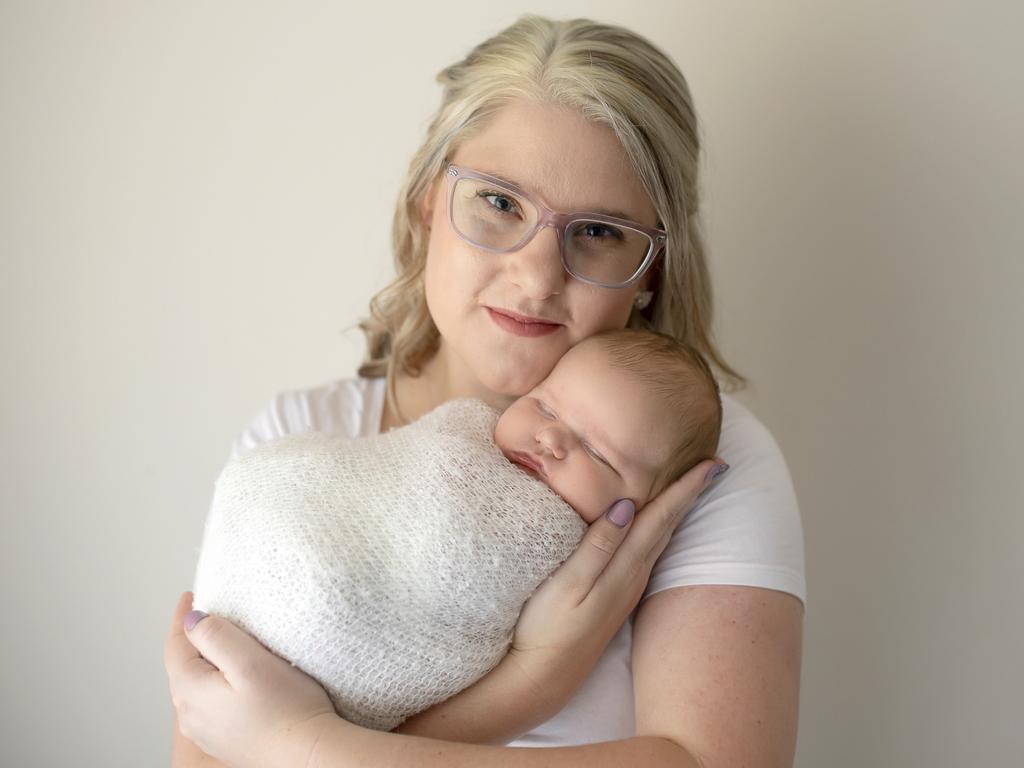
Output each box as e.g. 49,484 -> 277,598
503,458 -> 728,713
164,591 -> 343,768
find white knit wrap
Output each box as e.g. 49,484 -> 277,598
192,398 -> 587,731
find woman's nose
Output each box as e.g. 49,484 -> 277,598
505,225 -> 565,300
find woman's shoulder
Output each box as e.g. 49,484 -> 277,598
228,375 -> 386,459
642,392 -> 807,606
718,393 -> 788,470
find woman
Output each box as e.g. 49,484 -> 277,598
165,15 -> 805,767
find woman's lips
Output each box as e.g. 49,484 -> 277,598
485,306 -> 563,338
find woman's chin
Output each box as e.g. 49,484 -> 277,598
474,346 -> 564,396
478,366 -> 550,398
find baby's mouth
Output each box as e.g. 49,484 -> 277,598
508,451 -> 546,481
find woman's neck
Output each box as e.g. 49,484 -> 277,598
380,346 -> 514,431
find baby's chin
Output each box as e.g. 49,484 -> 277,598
499,448 -> 593,522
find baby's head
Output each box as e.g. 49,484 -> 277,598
494,329 -> 722,523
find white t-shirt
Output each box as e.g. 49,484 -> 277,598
225,376 -> 806,747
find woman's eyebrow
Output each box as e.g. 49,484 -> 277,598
478,167 -> 641,222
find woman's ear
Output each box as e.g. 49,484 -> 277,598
636,270 -> 654,297
641,256 -> 664,295
419,180 -> 439,230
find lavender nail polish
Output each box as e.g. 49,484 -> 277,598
184,610 -> 208,631
704,463 -> 730,485
606,498 -> 635,527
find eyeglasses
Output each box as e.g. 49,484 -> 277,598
444,163 -> 667,289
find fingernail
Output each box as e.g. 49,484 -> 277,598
704,463 -> 730,486
184,610 -> 208,631
606,498 -> 635,527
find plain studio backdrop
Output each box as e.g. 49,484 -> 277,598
1,2 -> 1021,766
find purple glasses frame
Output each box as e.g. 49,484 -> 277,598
445,163 -> 668,289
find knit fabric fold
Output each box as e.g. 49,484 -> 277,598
192,398 -> 587,730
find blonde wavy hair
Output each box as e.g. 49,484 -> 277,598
359,14 -> 746,416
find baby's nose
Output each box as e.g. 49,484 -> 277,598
537,426 -> 569,460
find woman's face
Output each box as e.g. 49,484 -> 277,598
421,98 -> 660,401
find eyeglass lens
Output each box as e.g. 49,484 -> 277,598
451,176 -> 652,286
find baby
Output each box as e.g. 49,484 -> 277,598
192,328 -> 721,731
494,327 -> 722,523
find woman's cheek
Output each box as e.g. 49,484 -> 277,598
563,283 -> 636,341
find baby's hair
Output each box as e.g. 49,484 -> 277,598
586,329 -> 722,494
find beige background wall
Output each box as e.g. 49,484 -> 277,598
2,2 -> 1020,766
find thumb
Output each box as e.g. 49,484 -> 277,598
183,607 -> 260,686
603,497 -> 636,529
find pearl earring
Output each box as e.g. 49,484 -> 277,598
633,291 -> 653,310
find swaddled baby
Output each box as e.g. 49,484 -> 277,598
191,329 -> 722,730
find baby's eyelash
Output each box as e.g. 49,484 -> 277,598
536,400 -> 556,419
532,398 -> 616,473
583,442 -> 611,468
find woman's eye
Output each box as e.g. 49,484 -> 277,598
577,222 -> 625,241
480,190 -> 520,216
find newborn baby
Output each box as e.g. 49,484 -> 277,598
493,329 -> 722,524
191,329 -> 722,731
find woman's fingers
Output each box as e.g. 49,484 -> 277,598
179,603 -> 277,691
164,591 -> 222,701
619,458 -> 724,572
549,499 -> 636,601
164,589 -> 337,766
550,457 -> 728,601
164,591 -> 203,674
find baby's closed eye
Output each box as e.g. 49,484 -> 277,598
582,442 -> 616,473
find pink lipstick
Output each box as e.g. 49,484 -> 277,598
486,307 -> 562,338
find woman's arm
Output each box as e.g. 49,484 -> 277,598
633,585 -> 804,768
168,493 -> 655,762
167,460 -> 735,766
168,491 -> 649,762
392,650 -> 559,745
170,631 -> 549,762
303,584 -> 802,768
311,724 -> 702,767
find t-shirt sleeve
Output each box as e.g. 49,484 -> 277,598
195,378 -> 375,591
641,395 -> 807,606
228,389 -> 316,460
225,378 -> 378,462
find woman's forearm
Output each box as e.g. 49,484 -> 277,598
393,654 -> 564,745
315,721 -> 701,768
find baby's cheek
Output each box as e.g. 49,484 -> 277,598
492,418 -> 510,454
592,475 -> 636,524
564,470 -> 622,525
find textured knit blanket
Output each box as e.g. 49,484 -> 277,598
192,398 -> 587,731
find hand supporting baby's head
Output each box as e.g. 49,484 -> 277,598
494,329 -> 723,523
